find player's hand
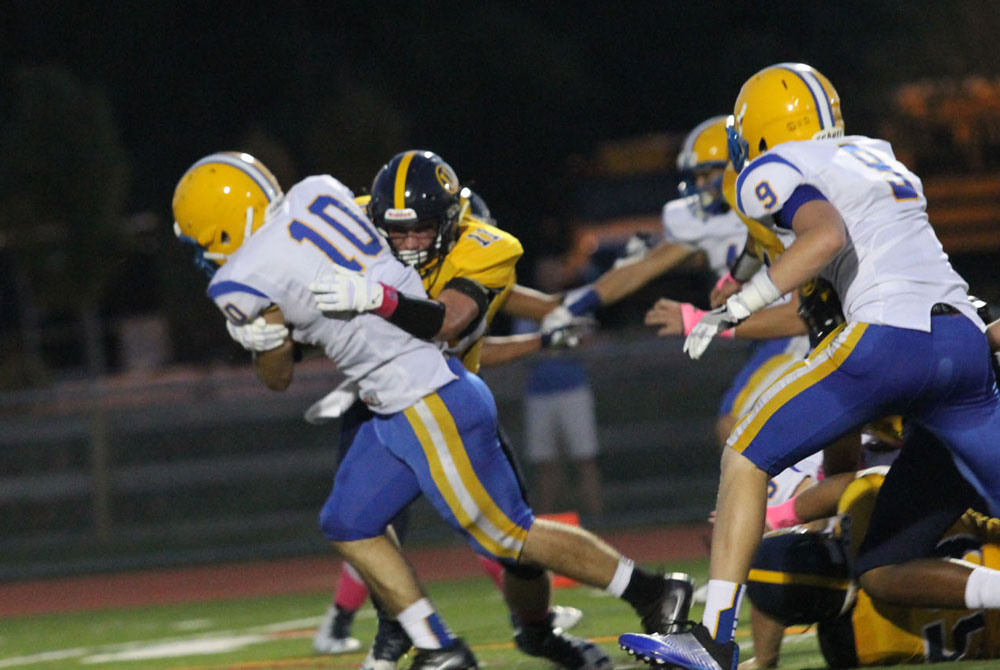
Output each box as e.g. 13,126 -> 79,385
310,266 -> 385,315
683,304 -> 739,359
226,316 -> 289,352
541,312 -> 597,350
710,272 -> 742,308
645,298 -> 684,336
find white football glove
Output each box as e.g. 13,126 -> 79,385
309,266 -> 385,315
683,305 -> 739,360
683,271 -> 782,360
226,316 -> 289,352
540,306 -> 596,350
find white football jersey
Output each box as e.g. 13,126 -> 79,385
661,196 -> 746,279
733,136 -> 982,332
208,174 -> 457,414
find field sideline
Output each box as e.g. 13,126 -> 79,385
0,524 -> 712,618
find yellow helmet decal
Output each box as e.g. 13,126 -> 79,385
393,151 -> 417,209
733,62 -> 844,163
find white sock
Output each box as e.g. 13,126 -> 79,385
397,598 -> 455,650
964,565 -> 1000,609
606,557 -> 634,597
702,579 -> 745,642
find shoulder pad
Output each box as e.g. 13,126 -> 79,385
447,218 -> 523,287
736,152 -> 806,221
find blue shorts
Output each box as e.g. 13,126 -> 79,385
319,358 -> 536,561
718,336 -> 810,419
728,314 -> 1000,516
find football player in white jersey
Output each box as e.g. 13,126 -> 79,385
619,63 -> 1000,670
172,152 -> 696,670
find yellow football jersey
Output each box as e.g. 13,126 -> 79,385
423,214 -> 523,372
829,474 -> 1000,665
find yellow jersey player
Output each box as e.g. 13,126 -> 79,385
746,454 -> 1000,667
309,150 -> 690,670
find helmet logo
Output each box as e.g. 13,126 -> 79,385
434,165 -> 460,194
384,208 -> 418,222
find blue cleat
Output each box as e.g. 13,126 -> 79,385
619,623 -> 738,670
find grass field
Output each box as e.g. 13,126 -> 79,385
1,556 -> 998,670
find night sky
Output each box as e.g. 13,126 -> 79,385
3,1 -> 998,366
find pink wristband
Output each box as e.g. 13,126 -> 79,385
765,497 -> 802,529
679,302 -> 735,338
714,272 -> 740,293
373,283 -> 399,318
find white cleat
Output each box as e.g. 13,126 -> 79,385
551,605 -> 584,631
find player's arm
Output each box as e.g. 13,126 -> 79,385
501,284 -> 561,321
647,294 -> 807,339
768,200 -> 846,296
590,240 -> 699,306
478,334 -> 543,367
434,278 -> 492,342
252,307 -> 295,391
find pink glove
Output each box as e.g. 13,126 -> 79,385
679,303 -> 735,338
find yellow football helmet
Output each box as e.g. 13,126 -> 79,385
676,115 -> 730,216
728,63 -> 844,172
172,152 -> 283,275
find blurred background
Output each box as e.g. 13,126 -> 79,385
2,1 -> 999,579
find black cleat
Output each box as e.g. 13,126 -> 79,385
361,611 -> 412,669
409,639 -> 479,670
640,572 -> 696,634
514,613 -> 612,670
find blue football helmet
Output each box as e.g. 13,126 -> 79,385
368,150 -> 465,273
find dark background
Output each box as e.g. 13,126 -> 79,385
2,1 -> 999,383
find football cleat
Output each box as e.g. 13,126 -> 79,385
640,572 -> 696,634
551,605 -> 584,631
361,610 -> 412,669
619,622 -> 738,670
360,648 -> 398,670
514,613 -> 612,670
408,639 -> 478,670
312,605 -> 362,655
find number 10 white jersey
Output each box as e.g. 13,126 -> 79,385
208,174 -> 457,414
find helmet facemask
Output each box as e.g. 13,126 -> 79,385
368,150 -> 466,277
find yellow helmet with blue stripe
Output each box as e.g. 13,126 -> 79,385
728,63 -> 844,172
172,152 -> 283,275
677,115 -> 731,216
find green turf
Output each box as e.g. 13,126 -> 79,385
1,557 -> 997,670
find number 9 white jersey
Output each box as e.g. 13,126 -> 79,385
733,136 -> 982,333
208,174 -> 457,414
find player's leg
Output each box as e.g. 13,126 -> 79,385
860,314 -> 1000,610
854,426 -> 982,606
524,390 -> 561,513
319,417 -> 474,667
555,385 -> 603,517
386,365 -> 692,664
620,323 -> 899,668
314,401 -> 372,655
